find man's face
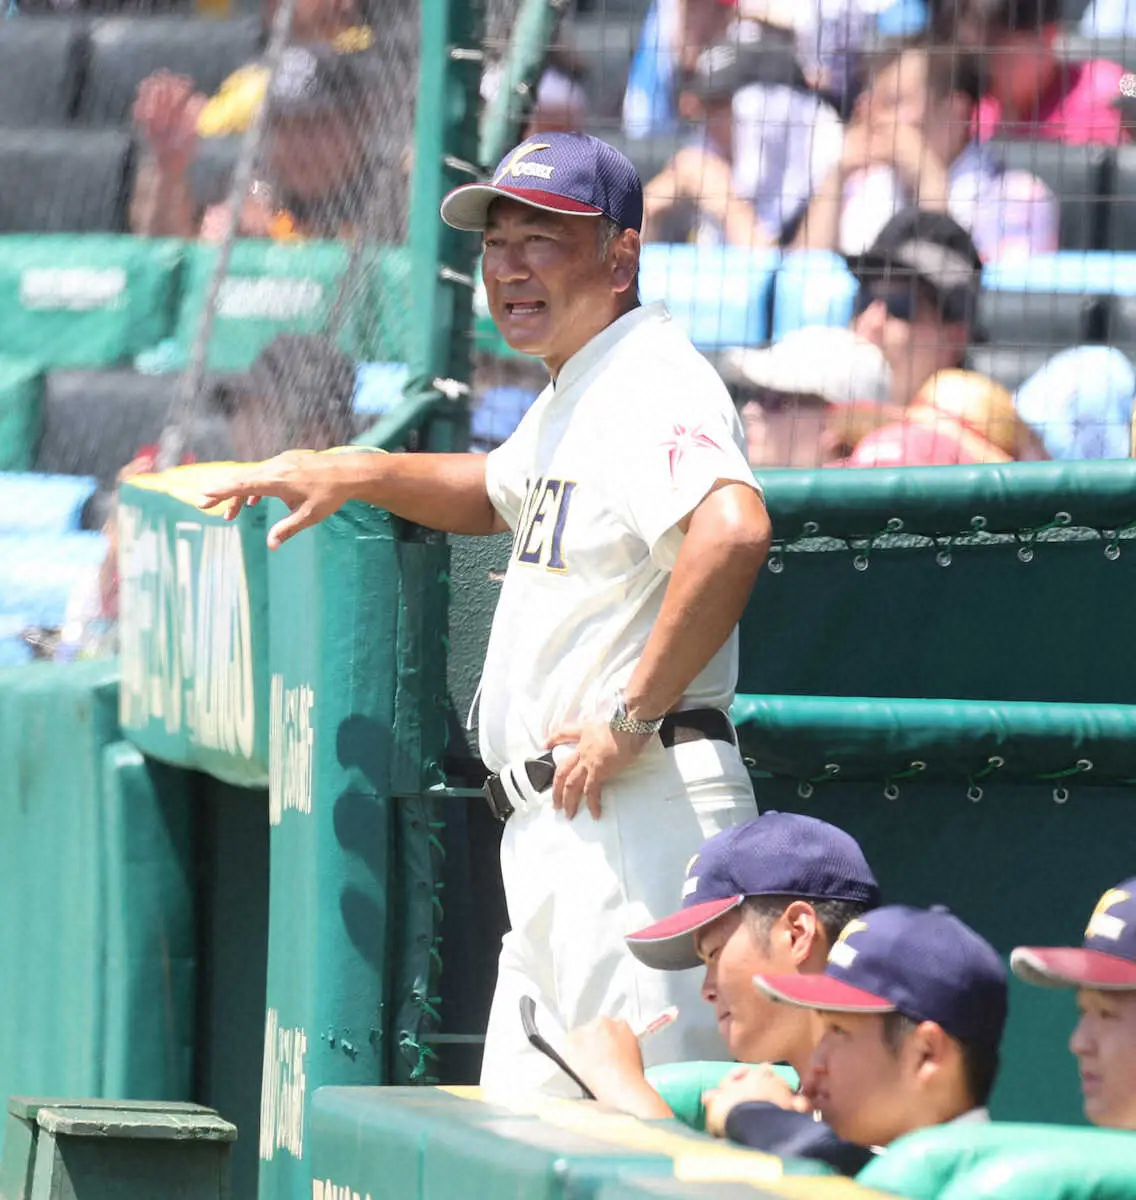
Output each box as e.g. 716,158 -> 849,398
859,50 -> 963,164
1070,988 -> 1136,1129
991,31 -> 1056,114
695,908 -> 818,1069
805,1013 -> 913,1146
482,199 -> 635,375
853,280 -> 968,407
266,111 -> 361,202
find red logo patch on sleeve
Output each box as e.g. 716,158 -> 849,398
661,423 -> 722,481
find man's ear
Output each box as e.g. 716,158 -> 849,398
908,1020 -> 952,1082
610,229 -> 641,294
781,900 -> 823,968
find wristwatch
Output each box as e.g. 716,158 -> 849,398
609,690 -> 666,737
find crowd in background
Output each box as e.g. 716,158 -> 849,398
106,0 -> 1136,470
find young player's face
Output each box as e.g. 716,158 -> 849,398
481,199 -> 635,376
694,909 -> 818,1072
1070,988 -> 1136,1129
805,1013 -> 913,1146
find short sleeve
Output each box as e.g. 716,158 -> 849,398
619,390 -> 761,570
484,431 -> 531,530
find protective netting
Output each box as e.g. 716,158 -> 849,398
466,0 -> 1136,467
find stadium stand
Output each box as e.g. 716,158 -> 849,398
76,15 -> 262,125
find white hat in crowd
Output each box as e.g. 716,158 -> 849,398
727,326 -> 893,406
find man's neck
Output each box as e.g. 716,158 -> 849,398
545,299 -> 642,381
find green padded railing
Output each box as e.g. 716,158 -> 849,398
730,694 -> 1136,789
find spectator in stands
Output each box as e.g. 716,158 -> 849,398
1013,345 -> 1136,460
562,813 -> 880,1172
942,0 -> 1128,144
1012,879 -> 1136,1130
52,334 -> 356,662
792,37 -> 1058,260
641,32 -> 843,245
725,326 -> 893,465
482,48 -> 590,138
623,0 -> 873,136
213,333 -> 358,461
830,368 -> 1050,463
131,0 -> 375,160
132,46 -> 381,241
752,905 -> 1006,1159
845,207 -> 984,407
623,0 -> 736,138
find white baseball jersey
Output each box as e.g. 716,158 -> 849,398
479,301 -> 761,773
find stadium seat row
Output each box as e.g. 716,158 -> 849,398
0,16 -> 262,129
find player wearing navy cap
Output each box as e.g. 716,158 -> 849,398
756,905 -> 1007,1152
198,131 -> 771,1094
562,813 -> 879,1141
1012,879 -> 1136,1130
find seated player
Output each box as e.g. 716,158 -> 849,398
1012,879 -> 1136,1130
751,904 -> 1006,1162
562,811 -> 879,1170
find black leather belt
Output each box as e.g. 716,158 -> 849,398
483,707 -> 737,822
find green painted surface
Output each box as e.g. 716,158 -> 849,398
0,236 -> 184,368
258,500 -> 402,1200
172,242 -> 412,372
116,480 -> 271,789
0,663 -> 197,1167
0,357 -> 42,472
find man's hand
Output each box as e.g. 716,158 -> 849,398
702,1064 -> 810,1138
563,1017 -> 673,1120
133,71 -> 205,175
869,122 -> 949,204
546,718 -> 653,820
197,450 -> 352,549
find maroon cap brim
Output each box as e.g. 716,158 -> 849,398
440,183 -> 603,231
754,972 -> 897,1013
1011,946 -> 1136,990
625,895 -> 744,971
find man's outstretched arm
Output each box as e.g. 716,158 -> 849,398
198,450 -> 508,548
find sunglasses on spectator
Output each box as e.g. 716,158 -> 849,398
854,282 -> 973,325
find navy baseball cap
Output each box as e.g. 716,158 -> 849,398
756,905 -> 1008,1047
624,813 -> 880,972
440,132 -> 643,233
1012,879 -> 1136,990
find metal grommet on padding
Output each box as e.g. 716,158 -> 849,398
968,784 -> 983,803
798,781 -> 814,799
1054,787 -> 1069,805
884,783 -> 900,801
936,549 -> 952,567
853,554 -> 870,572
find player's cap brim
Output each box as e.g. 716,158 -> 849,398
440,183 -> 604,231
625,895 -> 745,971
1011,946 -> 1136,990
754,972 -> 897,1013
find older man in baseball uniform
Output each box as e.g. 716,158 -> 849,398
198,131 -> 770,1094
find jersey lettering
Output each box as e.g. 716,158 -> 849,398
514,476 -> 576,572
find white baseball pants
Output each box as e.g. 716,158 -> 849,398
478,734 -> 757,1099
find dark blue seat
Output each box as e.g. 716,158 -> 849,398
0,17 -> 87,126
76,15 -> 262,126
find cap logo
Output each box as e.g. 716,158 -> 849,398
1086,888 -> 1130,942
494,143 -> 554,184
828,918 -> 869,969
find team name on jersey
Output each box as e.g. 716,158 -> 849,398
513,476 -> 576,572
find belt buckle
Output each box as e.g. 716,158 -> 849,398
483,774 -> 514,823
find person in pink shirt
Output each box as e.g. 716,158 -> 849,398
945,0 -> 1128,144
